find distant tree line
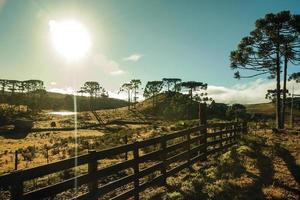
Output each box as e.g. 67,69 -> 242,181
0,79 -> 127,114
142,78 -> 211,107
0,77 -> 255,122
116,78 -> 216,120
0,79 -> 46,111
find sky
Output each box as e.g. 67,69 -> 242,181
0,0 -> 300,104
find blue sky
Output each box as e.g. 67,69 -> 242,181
0,0 -> 300,103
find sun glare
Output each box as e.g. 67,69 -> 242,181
49,19 -> 91,60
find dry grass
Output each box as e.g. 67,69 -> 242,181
148,128 -> 300,200
0,129 -> 105,174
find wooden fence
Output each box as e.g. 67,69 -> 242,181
0,121 -> 247,200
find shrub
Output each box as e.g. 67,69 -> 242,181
166,191 -> 184,200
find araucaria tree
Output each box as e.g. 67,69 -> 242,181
119,82 -> 133,110
162,78 -> 182,93
180,81 -> 207,101
130,79 -> 142,108
80,81 -> 104,110
143,81 -> 163,109
230,11 -> 300,129
289,72 -> 300,82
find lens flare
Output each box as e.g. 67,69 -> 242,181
49,19 -> 91,60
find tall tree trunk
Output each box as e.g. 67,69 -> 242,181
89,96 -> 92,111
275,47 -> 282,129
128,90 -> 130,110
134,87 -> 136,109
282,54 -> 288,129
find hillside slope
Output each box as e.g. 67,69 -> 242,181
245,102 -> 300,118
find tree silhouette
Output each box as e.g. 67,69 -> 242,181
99,87 -> 108,97
130,79 -> 141,108
230,11 -> 300,129
278,12 -> 300,128
0,79 -> 8,98
289,72 -> 300,82
119,83 -> 133,110
143,81 -> 163,108
7,80 -> 19,95
180,81 -> 207,101
81,82 -> 101,97
80,81 -> 103,110
226,104 -> 248,121
18,81 -> 26,94
162,78 -> 182,93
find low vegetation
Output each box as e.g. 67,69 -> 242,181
144,128 -> 300,200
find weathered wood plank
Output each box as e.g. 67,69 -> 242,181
138,136 -> 161,147
0,153 -> 92,184
165,126 -> 200,140
139,150 -> 162,163
95,159 -> 135,178
166,140 -> 188,153
166,161 -> 189,177
138,162 -> 163,178
22,173 -> 91,200
0,121 -> 245,200
138,175 -> 164,192
166,150 -> 189,165
95,143 -> 135,160
110,188 -> 134,200
96,174 -> 135,196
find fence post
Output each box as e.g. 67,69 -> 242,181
11,173 -> 23,200
160,135 -> 167,185
133,142 -> 139,200
199,103 -> 207,160
88,150 -> 98,199
14,150 -> 18,171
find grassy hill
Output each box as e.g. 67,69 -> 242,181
0,91 -> 128,111
245,103 -> 275,116
245,102 -> 300,119
96,93 -> 300,122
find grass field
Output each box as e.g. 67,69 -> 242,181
144,128 -> 300,200
0,100 -> 299,199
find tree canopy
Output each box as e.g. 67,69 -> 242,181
230,11 -> 300,129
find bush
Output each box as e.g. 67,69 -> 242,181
166,191 -> 184,200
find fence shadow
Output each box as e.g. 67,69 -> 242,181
0,130 -> 29,139
275,144 -> 300,185
237,137 -> 274,199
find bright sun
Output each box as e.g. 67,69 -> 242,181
49,19 -> 91,60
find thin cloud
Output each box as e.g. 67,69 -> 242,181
92,53 -> 125,75
207,79 -> 300,104
110,70 -> 125,76
108,90 -> 144,101
48,87 -> 75,95
123,54 -> 143,62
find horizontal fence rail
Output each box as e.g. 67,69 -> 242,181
0,121 -> 247,200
